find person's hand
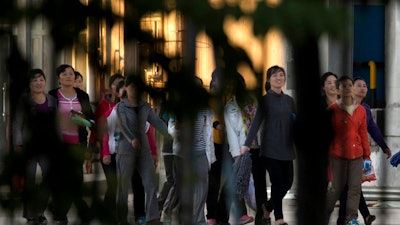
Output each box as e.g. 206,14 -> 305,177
364,159 -> 372,171
240,146 -> 250,154
384,148 -> 392,159
131,138 -> 141,150
152,155 -> 158,169
102,155 -> 111,165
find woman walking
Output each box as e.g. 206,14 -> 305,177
241,65 -> 297,225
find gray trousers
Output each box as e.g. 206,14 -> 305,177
192,153 -> 209,224
116,149 -> 159,223
162,152 -> 209,224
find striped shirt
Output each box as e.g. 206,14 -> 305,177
193,109 -> 208,154
57,90 -> 82,144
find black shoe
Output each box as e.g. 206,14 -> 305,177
364,215 -> 376,225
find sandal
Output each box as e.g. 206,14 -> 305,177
364,215 -> 376,225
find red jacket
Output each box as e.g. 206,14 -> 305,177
328,101 -> 370,160
147,125 -> 157,157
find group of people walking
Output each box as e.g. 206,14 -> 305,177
12,65 -> 170,225
203,65 -> 296,225
13,65 -> 95,225
321,72 -> 392,225
10,63 -> 391,225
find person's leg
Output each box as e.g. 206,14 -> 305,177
116,153 -> 135,224
358,190 -> 369,218
71,144 -> 92,224
158,138 -> 174,208
359,190 -> 376,224
101,153 -> 118,223
276,160 -> 294,224
237,198 -> 254,224
337,184 -> 348,225
219,145 -> 235,224
132,169 -> 146,222
345,158 -> 363,223
51,143 -> 75,223
326,158 -> 347,225
264,157 -> 279,218
160,160 -> 180,225
36,156 -> 50,222
250,148 -> 267,225
265,158 -> 293,223
192,153 -> 209,224
23,158 -> 39,220
137,150 -> 162,222
158,154 -> 174,208
206,143 -> 223,222
162,156 -> 181,214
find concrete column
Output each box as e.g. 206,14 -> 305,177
385,0 -> 400,141
382,0 -> 400,187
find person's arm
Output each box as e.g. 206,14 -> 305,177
224,100 -> 241,158
364,103 -> 392,158
147,104 -> 172,140
240,99 -> 263,154
146,124 -> 158,168
116,102 -> 139,149
12,99 -> 25,153
359,107 -> 371,160
94,99 -> 111,142
102,133 -> 111,165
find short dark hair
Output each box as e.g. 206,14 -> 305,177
125,75 -> 143,86
116,80 -> 125,93
125,75 -> 145,96
115,80 -> 126,102
29,68 -> 46,80
353,77 -> 366,83
336,75 -> 353,89
265,65 -> 285,91
109,73 -> 124,88
56,64 -> 74,77
75,71 -> 83,79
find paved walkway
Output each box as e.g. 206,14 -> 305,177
1,162 -> 400,225
2,198 -> 400,225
